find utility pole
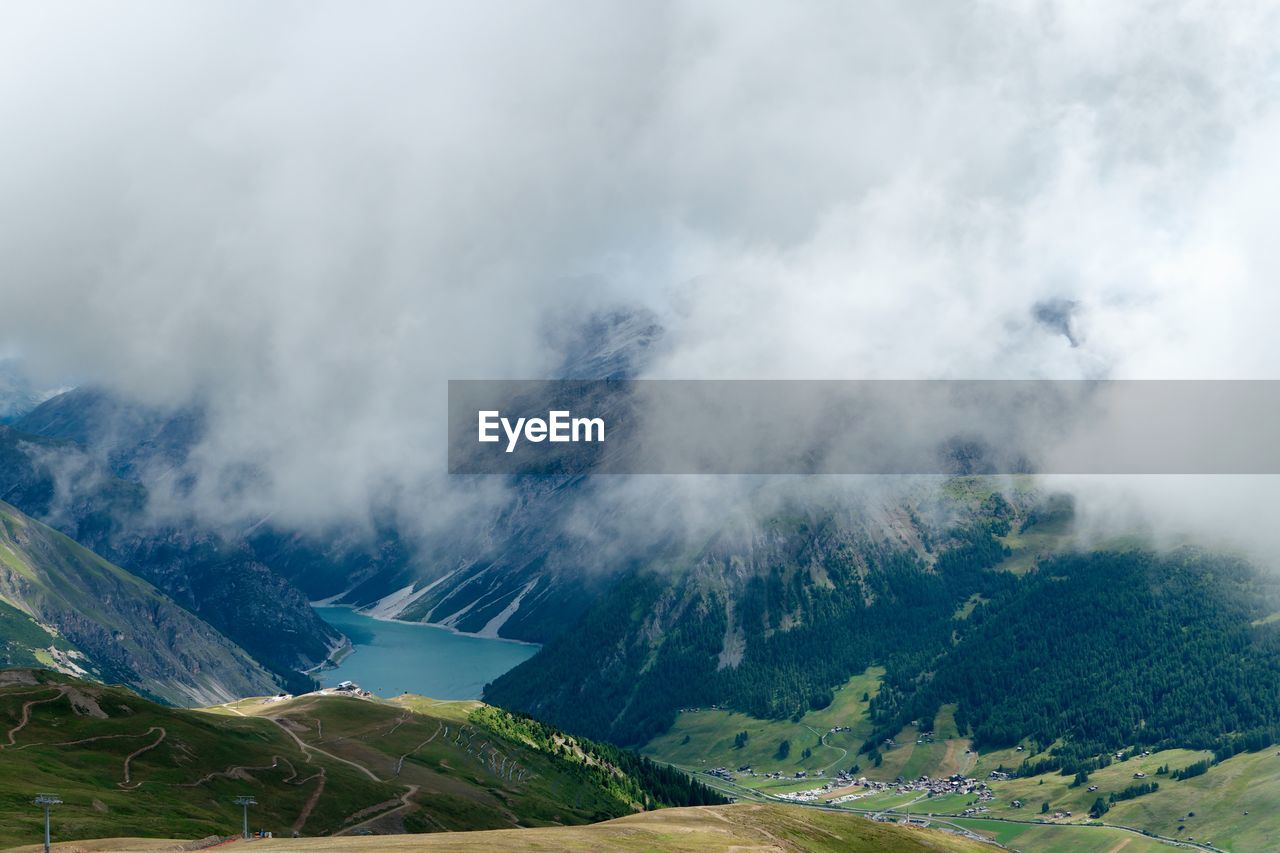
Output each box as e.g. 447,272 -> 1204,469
32,794 -> 61,853
232,795 -> 257,839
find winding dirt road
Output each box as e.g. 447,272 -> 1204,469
271,717 -> 385,782
118,726 -> 167,787
2,687 -> 67,748
336,784 -> 428,835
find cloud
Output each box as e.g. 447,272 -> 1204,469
2,1 -> 1280,551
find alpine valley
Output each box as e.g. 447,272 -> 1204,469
2,321 -> 1279,851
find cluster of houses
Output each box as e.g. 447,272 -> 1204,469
765,772 -> 994,806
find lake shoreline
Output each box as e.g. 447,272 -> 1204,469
310,605 -> 539,700
308,601 -> 542,647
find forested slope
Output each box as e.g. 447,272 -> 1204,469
879,550 -> 1280,764
489,496 -> 1280,766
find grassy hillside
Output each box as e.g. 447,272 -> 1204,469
945,820 -> 1170,852
0,501 -> 280,704
0,669 -> 720,849
7,804 -> 992,852
644,675 -> 978,796
643,668 -> 883,778
975,745 -> 1280,851
645,668 -> 1278,852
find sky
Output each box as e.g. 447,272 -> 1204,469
3,1 -> 1280,550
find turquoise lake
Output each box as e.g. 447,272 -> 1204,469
313,606 -> 539,699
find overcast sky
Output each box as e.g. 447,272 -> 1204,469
3,1 -> 1280,543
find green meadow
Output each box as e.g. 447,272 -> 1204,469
645,664 -> 1279,852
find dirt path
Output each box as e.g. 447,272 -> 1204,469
395,722 -> 443,776
2,687 -> 67,748
273,710 -> 394,836
336,784 -> 426,835
271,717 -> 385,782
383,713 -> 411,738
12,731 -> 126,751
180,756 -> 286,787
271,713 -> 450,835
804,724 -> 849,775
291,769 -> 327,835
277,755 -> 299,783
118,727 -> 167,787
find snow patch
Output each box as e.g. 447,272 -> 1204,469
362,584 -> 417,619
436,595 -> 483,629
310,590 -> 351,607
477,580 -> 537,639
361,570 -> 460,619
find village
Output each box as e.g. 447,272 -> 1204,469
703,764 -> 997,812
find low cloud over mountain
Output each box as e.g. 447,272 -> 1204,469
3,1 -> 1280,555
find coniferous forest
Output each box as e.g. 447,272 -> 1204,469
488,509 -> 1280,764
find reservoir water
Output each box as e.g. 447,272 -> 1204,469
313,606 -> 539,699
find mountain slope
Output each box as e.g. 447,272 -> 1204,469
904,549 -> 1280,753
0,423 -> 340,691
485,491 -> 1012,746
0,669 -> 722,848
6,384 -> 625,665
0,501 -> 280,704
487,492 -> 1280,765
13,386 -> 203,480
8,311 -> 667,650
